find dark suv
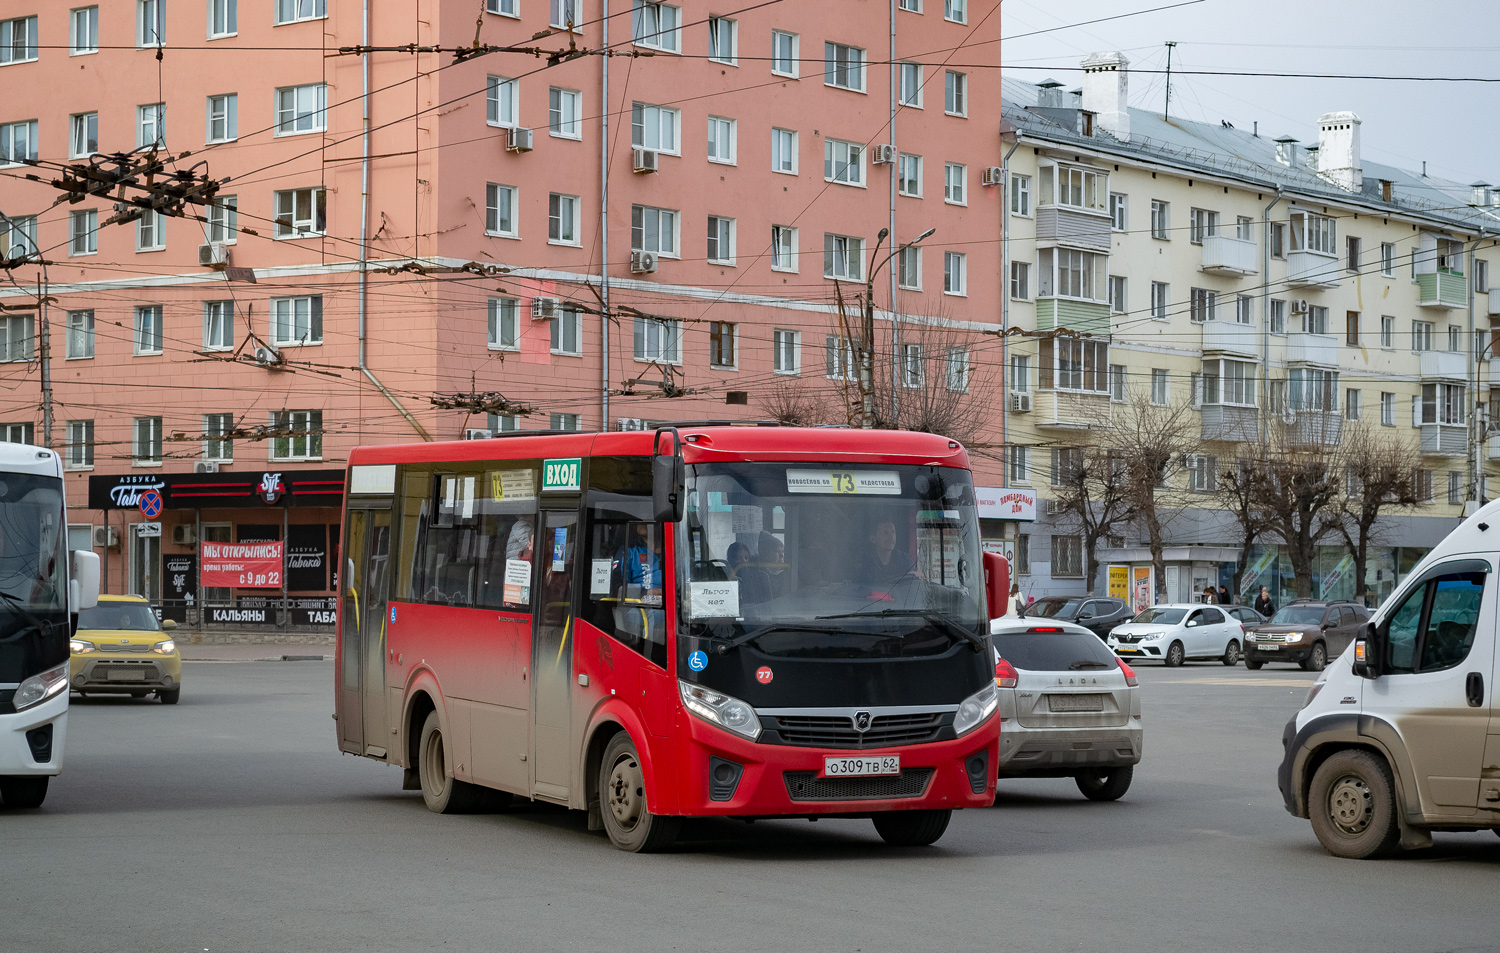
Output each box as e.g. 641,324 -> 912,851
1027,596 -> 1133,640
1243,601 -> 1369,671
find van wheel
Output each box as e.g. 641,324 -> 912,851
1164,641 -> 1185,667
417,711 -> 483,815
1222,640 -> 1241,666
1301,642 -> 1328,672
1076,766 -> 1133,801
872,809 -> 952,846
1245,659 -> 1264,670
1308,749 -> 1401,859
599,732 -> 678,852
0,776 -> 48,809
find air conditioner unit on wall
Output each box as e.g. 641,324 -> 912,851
531,296 -> 562,320
92,525 -> 120,550
982,166 -> 1004,186
194,461 -> 219,474
1291,299 -> 1310,313
1010,392 -> 1032,412
632,148 -> 659,173
630,251 -> 658,274
508,127 -> 534,152
198,242 -> 228,267
254,345 -> 281,367
463,428 -> 494,440
872,145 -> 897,165
171,524 -> 198,546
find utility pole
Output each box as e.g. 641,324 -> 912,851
861,229 -> 889,429
1163,41 -> 1177,122
38,270 -> 51,449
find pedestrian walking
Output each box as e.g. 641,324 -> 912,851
1202,585 -> 1217,604
1254,586 -> 1276,618
1218,585 -> 1231,606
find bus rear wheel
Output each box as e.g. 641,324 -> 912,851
599,732 -> 678,853
0,776 -> 48,809
872,809 -> 951,846
418,711 -> 483,814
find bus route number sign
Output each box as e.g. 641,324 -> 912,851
542,458 -> 582,493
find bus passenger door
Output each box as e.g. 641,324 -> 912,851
342,507 -> 392,758
362,510 -> 393,757
339,511 -> 368,754
531,507 -> 578,800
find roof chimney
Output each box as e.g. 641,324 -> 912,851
1316,111 -> 1362,192
1080,52 -> 1130,141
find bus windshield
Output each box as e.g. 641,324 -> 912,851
678,462 -> 985,658
0,472 -> 67,615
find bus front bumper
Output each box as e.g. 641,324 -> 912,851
0,689 -> 67,777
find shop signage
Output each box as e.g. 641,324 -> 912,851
88,469 -> 345,510
974,486 -> 1036,522
287,525 -> 329,591
208,604 -> 273,625
162,555 -> 197,622
202,541 -> 284,588
1108,565 -> 1129,600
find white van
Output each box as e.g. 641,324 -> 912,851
1279,503 -> 1500,858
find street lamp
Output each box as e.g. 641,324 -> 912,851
860,226 -> 936,428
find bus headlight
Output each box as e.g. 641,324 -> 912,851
13,663 -> 69,712
954,683 -> 999,736
679,680 -> 762,741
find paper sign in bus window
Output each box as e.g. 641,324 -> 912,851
503,558 -> 531,605
591,558 -> 612,596
552,527 -> 568,571
689,581 -> 740,618
489,468 -> 536,501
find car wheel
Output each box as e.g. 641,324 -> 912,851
1222,640 -> 1242,666
1245,659 -> 1264,670
129,690 -> 148,698
599,732 -> 679,852
158,688 -> 181,705
1164,640 -> 1185,667
1301,642 -> 1328,672
1075,766 -> 1133,801
872,809 -> 952,846
417,710 -> 484,815
0,776 -> 48,809
1308,749 -> 1401,859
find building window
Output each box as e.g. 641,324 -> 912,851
944,70 -> 967,116
1150,281 -> 1169,320
275,0 -> 326,24
1412,320 -> 1432,352
70,112 -> 98,158
1150,368 -> 1169,405
548,193 -> 580,245
1015,534 -> 1031,575
771,224 -> 796,271
1288,367 -> 1339,412
134,306 -> 163,355
1346,236 -> 1361,272
1414,469 -> 1434,504
70,7 -> 99,55
1380,242 -> 1395,276
706,215 -> 735,264
549,87 -> 582,138
136,209 -> 165,251
1108,364 -> 1126,402
1345,388 -> 1361,421
1189,288 -> 1216,323
270,410 -> 322,462
706,116 -> 735,164
551,309 -> 581,356
709,321 -> 736,368
271,294 -> 322,346
1007,446 -> 1029,484
203,413 -> 233,463
0,314 -> 33,362
203,300 -> 234,350
944,0 -> 967,20
631,102 -> 680,154
275,83 -> 326,135
771,127 -> 797,174
206,94 -> 237,143
826,335 -> 857,380
1270,221 -> 1286,259
887,154 -> 919,198
900,344 -> 923,388
1037,248 -> 1106,301
1380,314 -> 1394,349
1108,275 -> 1127,314
487,0 -> 518,14
1448,471 -> 1463,506
489,296 -> 519,350
65,419 -> 94,469
489,412 -> 520,432
487,76 -> 518,127
1476,259 -> 1489,294
273,187 -> 326,238
943,251 -> 966,295
1109,193 -> 1127,231
825,42 -> 865,91
634,316 -> 681,363
824,139 -> 864,186
1041,338 -> 1109,394
1235,215 -> 1253,241
550,0 -> 579,29
1381,391 -> 1395,427
944,162 -> 966,204
1,422 -> 34,444
1202,359 -> 1258,407
945,348 -> 970,392
0,120 -> 36,166
1150,200 -> 1169,239
708,16 -> 736,64
1270,299 -> 1286,334
209,0 -> 238,37
1010,355 -> 1030,393
137,0 -> 164,46
550,413 -> 582,432
206,195 -> 237,243
1420,382 -> 1466,425
486,183 -> 516,237
133,416 -> 162,465
1304,305 -> 1329,335
899,0 -> 920,10
631,205 -> 678,256
137,104 -> 165,148
1010,261 -> 1030,300
773,329 -> 800,374
632,1 -> 680,52
1011,174 -> 1032,216
899,62 -> 922,108
1289,210 -> 1337,255
824,233 -> 864,280
1051,535 -> 1083,578
1346,311 -> 1360,346
70,210 -> 97,256
66,310 -> 94,359
771,30 -> 798,77
1188,208 -> 1219,244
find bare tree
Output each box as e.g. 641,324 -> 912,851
1105,394 -> 1197,601
1334,425 -> 1420,606
868,314 -> 995,447
1253,423 -> 1345,599
1215,457 -> 1274,600
1049,444 -> 1138,595
760,378 -> 834,427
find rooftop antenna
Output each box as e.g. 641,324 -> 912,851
1163,41 -> 1177,121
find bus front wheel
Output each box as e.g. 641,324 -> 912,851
599,732 -> 678,853
418,711 -> 483,814
872,809 -> 951,846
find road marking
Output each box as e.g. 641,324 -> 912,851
1171,676 -> 1314,687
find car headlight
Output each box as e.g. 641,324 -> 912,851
678,680 -> 761,740
954,683 -> 999,736
1285,632 -> 1304,643
69,639 -> 95,654
13,662 -> 69,712
152,640 -> 176,655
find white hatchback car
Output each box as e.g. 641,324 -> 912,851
1106,604 -> 1244,667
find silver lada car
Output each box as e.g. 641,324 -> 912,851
990,617 -> 1143,800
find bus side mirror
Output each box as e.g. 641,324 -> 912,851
71,549 -> 100,612
983,552 -> 1009,621
651,426 -> 685,523
1352,621 -> 1383,679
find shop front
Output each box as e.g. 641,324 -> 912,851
976,485 -> 1037,571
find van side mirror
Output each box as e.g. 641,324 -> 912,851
71,549 -> 100,612
982,551 -> 1009,620
1352,620 -> 1384,679
651,426 -> 685,523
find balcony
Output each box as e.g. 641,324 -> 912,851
1420,422 -> 1466,457
1285,410 -> 1343,448
1284,332 -> 1339,367
1488,440 -> 1500,462
1035,205 -> 1112,252
1419,349 -> 1467,381
1285,249 -> 1341,288
1036,297 -> 1110,336
1201,404 -> 1259,443
1200,235 -> 1259,276
1201,320 -> 1259,359
1416,271 -> 1467,309
1031,389 -> 1113,431
1488,290 -> 1500,317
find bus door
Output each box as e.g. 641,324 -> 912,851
342,506 -> 392,757
531,506 -> 579,800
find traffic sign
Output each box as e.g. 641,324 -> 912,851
138,489 -> 164,518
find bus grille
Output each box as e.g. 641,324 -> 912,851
783,768 -> 934,801
769,712 -> 946,749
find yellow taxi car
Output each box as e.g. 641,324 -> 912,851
69,595 -> 182,704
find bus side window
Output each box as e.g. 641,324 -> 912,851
583,517 -> 667,668
408,468 -> 538,611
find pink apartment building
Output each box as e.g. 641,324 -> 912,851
0,0 -> 1005,618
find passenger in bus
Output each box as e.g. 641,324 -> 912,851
622,522 -> 663,601
757,531 -> 789,600
506,518 -> 535,562
855,519 -> 919,587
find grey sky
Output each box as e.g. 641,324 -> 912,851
1001,0 -> 1500,186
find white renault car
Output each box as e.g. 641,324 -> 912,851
990,618 -> 1142,800
1106,604 -> 1244,666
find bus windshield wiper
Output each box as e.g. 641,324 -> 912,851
713,623 -> 837,655
815,609 -> 987,653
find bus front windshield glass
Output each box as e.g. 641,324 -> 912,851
0,473 -> 67,616
679,463 -> 985,658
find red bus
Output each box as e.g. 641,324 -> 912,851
335,425 -> 1006,851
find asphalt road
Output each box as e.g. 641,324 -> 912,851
5,660 -> 1497,953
